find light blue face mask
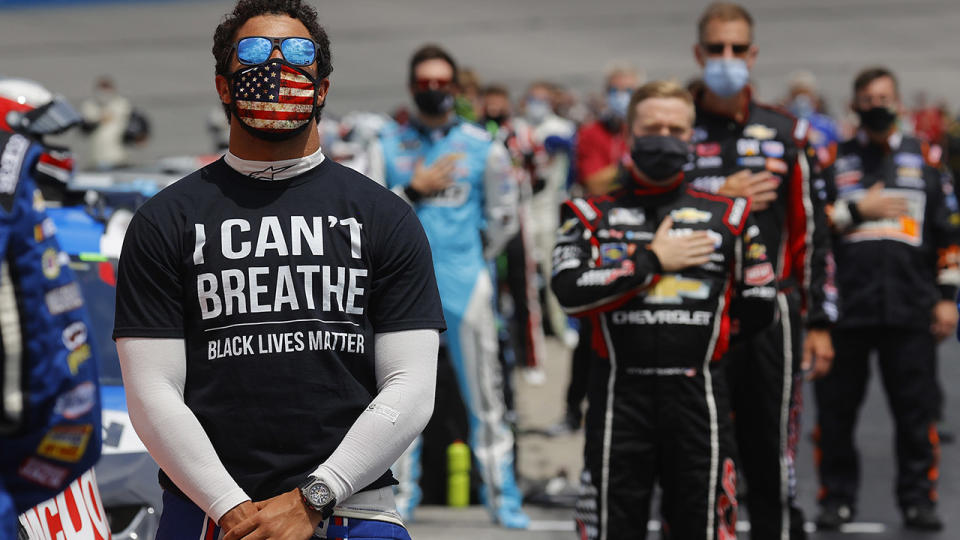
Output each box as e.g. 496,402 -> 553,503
607,89 -> 632,119
703,58 -> 750,98
525,99 -> 551,124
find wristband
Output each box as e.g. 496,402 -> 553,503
404,185 -> 423,203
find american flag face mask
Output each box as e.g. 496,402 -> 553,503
229,58 -> 319,141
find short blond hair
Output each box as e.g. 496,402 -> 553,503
627,80 -> 695,129
697,2 -> 754,42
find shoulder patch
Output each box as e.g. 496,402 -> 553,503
459,122 -> 492,142
728,197 -> 749,229
571,197 -> 599,222
794,117 -> 809,142
0,133 -> 30,195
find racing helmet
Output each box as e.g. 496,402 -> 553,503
0,77 -> 82,136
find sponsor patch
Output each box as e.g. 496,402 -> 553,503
744,262 -> 775,286
645,275 -> 710,304
737,156 -> 766,168
608,207 -> 645,226
0,133 -> 29,194
67,344 -> 91,375
897,166 -> 921,178
596,228 -> 625,240
896,176 -> 925,189
612,309 -> 712,326
52,382 -> 96,420
601,242 -> 629,263
766,158 -> 788,174
728,198 -> 747,228
36,424 -> 93,463
697,156 -> 723,168
794,118 -> 810,140
696,142 -> 721,157
894,153 -> 923,169
33,189 -> 46,211
41,248 -> 61,280
747,243 -> 767,261
425,182 -> 470,207
18,457 -> 68,489
744,124 -> 777,140
575,260 -> 635,286
690,176 -> 726,194
836,170 -> 862,190
33,218 -> 57,243
572,198 -> 598,221
692,127 -> 709,143
671,207 -> 712,223
62,321 -> 88,351
737,138 -> 760,156
761,140 -> 785,157
45,283 -> 84,315
625,230 -> 653,241
553,258 -> 582,274
627,367 -> 698,377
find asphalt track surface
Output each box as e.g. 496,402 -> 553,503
3,1 -> 959,538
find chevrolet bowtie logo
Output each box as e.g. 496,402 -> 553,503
249,165 -> 294,180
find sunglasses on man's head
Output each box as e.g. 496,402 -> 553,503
701,42 -> 751,55
233,36 -> 320,67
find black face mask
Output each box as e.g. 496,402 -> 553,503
484,113 -> 508,127
413,90 -> 454,116
856,106 -> 897,133
630,135 -> 691,182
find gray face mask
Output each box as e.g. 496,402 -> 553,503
525,99 -> 551,124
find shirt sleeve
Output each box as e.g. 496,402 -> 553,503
113,209 -> 185,339
926,165 -> 960,300
482,142 -> 520,259
550,200 -> 662,316
730,212 -> 779,340
368,207 -> 446,332
575,126 -> 609,181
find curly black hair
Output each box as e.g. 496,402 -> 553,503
213,0 -> 332,118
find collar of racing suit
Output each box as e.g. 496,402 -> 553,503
410,116 -> 459,141
856,129 -> 903,152
618,163 -> 686,206
694,84 -> 754,125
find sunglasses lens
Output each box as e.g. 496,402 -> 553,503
237,37 -> 272,65
281,38 -> 317,66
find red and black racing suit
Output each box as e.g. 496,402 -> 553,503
684,92 -> 836,540
552,173 -> 778,540
815,131 -> 960,514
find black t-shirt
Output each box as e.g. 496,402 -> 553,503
113,157 -> 445,501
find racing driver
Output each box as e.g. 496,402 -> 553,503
553,80 -> 778,540
113,2 -> 445,539
683,4 -> 836,537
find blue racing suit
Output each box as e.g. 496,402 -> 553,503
370,118 -> 525,525
0,132 -> 101,538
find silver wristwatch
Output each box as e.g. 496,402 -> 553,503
298,476 -> 337,519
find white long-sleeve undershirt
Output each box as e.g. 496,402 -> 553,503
117,329 -> 438,523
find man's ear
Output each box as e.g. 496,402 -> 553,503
745,45 -> 759,71
215,74 -> 231,106
693,44 -> 706,69
316,78 -> 331,105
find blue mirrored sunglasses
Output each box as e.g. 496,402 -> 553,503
233,36 -> 319,66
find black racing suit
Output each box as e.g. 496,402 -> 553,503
552,175 -> 778,540
816,131 -> 960,513
685,94 -> 835,540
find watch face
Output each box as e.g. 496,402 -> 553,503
307,482 -> 332,506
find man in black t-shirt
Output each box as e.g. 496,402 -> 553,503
112,2 -> 445,539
